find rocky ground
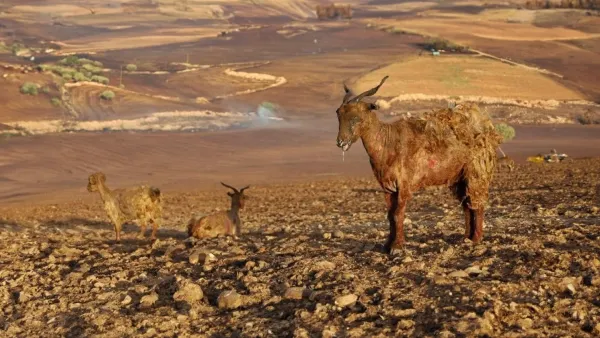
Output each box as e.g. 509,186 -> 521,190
1,158 -> 600,337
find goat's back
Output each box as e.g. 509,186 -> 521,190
113,185 -> 162,219
188,211 -> 235,239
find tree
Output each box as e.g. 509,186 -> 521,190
495,123 -> 516,157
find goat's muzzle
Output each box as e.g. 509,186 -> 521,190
336,139 -> 351,151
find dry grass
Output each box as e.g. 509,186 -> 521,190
5,110 -> 255,135
368,17 -> 600,42
352,56 -> 584,101
57,28 -> 227,54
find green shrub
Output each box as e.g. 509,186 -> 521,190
427,38 -> 469,52
11,43 -> 24,55
100,90 -> 115,101
125,63 -> 138,72
73,72 -> 89,82
91,75 -> 109,85
82,63 -> 103,74
62,73 -> 73,81
41,86 -> 50,94
59,55 -> 80,66
41,64 -> 77,78
20,82 -> 39,95
50,97 -> 62,106
495,123 -> 516,142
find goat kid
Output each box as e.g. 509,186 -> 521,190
335,76 -> 501,255
87,172 -> 162,241
187,182 -> 249,239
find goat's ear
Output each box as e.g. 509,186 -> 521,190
98,173 -> 106,183
227,191 -> 234,197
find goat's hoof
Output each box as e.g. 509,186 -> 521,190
389,247 -> 405,257
384,242 -> 405,256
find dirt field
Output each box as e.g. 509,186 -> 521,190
2,1 -> 600,336
1,158 -> 600,337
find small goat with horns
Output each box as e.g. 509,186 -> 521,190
187,182 -> 250,239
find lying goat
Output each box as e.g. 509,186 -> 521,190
335,76 -> 502,254
87,172 -> 162,241
187,182 -> 249,239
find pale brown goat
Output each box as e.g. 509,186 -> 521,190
335,76 -> 502,254
187,182 -> 249,239
87,172 -> 162,241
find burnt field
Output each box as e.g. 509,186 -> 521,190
1,158 -> 599,337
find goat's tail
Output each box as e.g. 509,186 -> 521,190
149,187 -> 161,202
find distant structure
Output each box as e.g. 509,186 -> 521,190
315,3 -> 352,20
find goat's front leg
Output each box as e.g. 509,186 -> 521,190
138,220 -> 147,238
114,222 -> 123,242
463,203 -> 484,243
384,192 -> 406,255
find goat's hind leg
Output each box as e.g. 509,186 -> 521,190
150,219 -> 159,241
452,179 -> 477,242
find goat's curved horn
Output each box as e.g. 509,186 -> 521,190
220,182 -> 239,193
350,75 -> 389,103
342,83 -> 353,103
240,185 -> 250,193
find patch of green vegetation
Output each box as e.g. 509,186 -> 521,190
91,75 -> 109,85
20,82 -> 39,96
426,38 -> 469,53
11,43 -> 27,56
41,56 -> 107,84
82,63 -> 103,75
0,42 -> 9,53
78,58 -> 103,68
41,86 -> 50,94
50,97 -> 62,107
125,64 -> 138,72
495,123 -> 516,142
59,55 -> 81,67
40,64 -> 78,78
73,72 -> 89,82
100,90 -> 115,101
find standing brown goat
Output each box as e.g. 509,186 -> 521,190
187,182 -> 249,239
87,172 -> 162,241
335,76 -> 502,254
